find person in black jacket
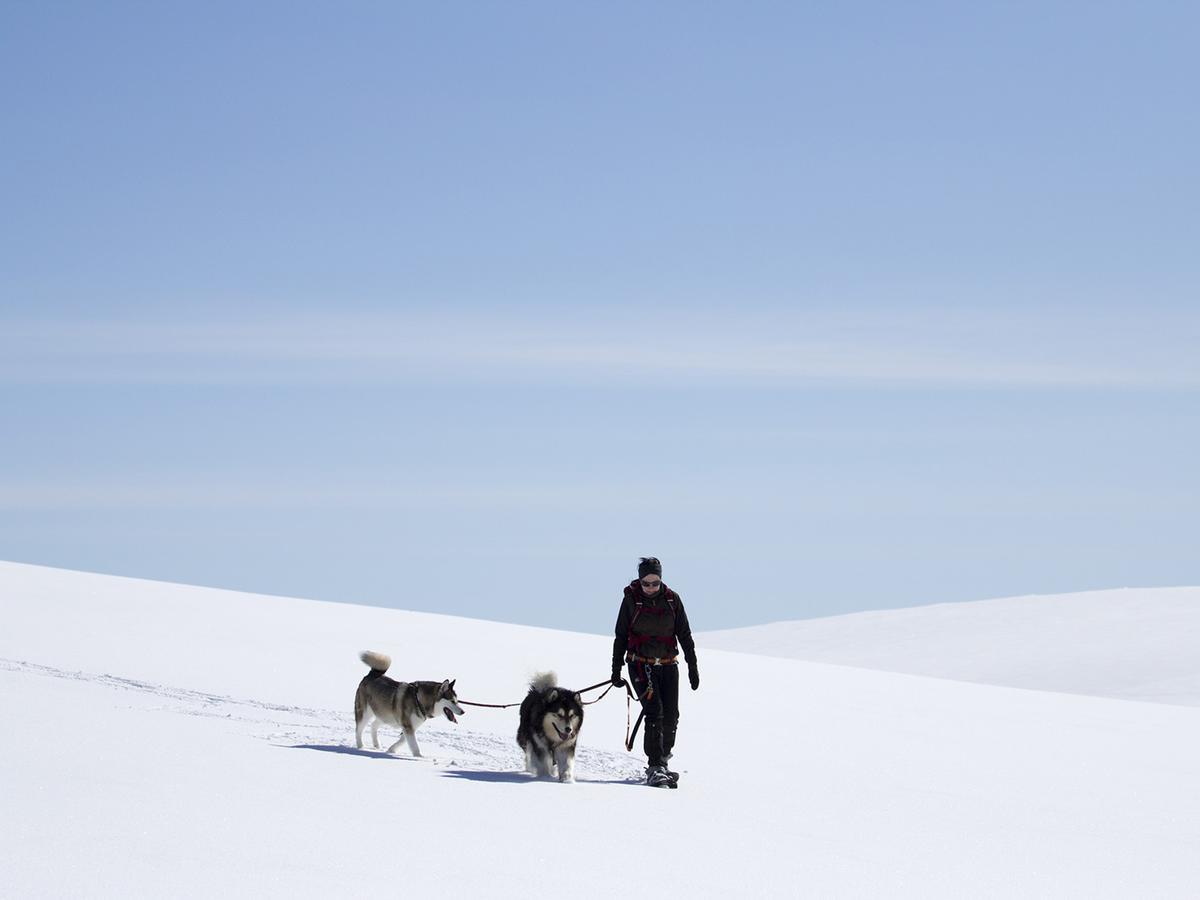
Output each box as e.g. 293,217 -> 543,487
611,556 -> 699,786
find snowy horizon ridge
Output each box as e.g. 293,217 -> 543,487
698,585 -> 1200,708
3,560 -> 1199,897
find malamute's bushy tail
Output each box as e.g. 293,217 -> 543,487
360,650 -> 392,674
530,671 -> 557,691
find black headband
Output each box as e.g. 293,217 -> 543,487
638,557 -> 662,579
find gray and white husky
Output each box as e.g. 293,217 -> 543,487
516,672 -> 584,783
354,651 -> 464,757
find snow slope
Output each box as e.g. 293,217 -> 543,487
3,562 -> 1199,898
698,588 -> 1200,707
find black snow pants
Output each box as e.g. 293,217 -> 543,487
627,660 -> 679,768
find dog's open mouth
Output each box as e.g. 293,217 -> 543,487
443,708 -> 458,724
553,723 -> 571,740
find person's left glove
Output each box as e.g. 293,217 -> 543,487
688,665 -> 700,691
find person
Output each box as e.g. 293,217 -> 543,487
611,556 -> 699,787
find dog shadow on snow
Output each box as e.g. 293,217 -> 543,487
440,770 -> 643,786
282,743 -> 424,762
280,745 -> 641,784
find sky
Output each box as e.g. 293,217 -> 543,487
2,2 -> 1197,632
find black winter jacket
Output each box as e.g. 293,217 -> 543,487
611,581 -> 698,678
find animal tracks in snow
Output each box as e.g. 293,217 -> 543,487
0,657 -> 645,782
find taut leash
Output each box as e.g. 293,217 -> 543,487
458,698 -> 522,709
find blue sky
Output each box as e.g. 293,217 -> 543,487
2,2 -> 1197,632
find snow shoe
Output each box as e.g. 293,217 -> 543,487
649,763 -> 680,783
646,765 -> 677,789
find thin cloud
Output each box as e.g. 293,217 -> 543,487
0,479 -> 725,513
0,477 -> 1185,516
0,309 -> 1195,388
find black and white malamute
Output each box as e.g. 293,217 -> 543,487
516,672 -> 584,783
354,650 -> 464,757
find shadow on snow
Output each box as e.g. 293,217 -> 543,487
440,770 -> 643,786
282,743 -> 644,786
281,743 -> 420,762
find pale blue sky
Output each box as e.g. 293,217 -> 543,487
2,2 -> 1197,631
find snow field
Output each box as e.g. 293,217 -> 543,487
3,562 -> 1200,897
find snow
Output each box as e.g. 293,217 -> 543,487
3,561 -> 1200,897
697,587 -> 1200,706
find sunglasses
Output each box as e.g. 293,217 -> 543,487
640,578 -> 662,588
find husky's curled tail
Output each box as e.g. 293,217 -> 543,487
360,650 -> 392,676
530,671 -> 557,691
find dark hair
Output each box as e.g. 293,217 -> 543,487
637,557 -> 662,579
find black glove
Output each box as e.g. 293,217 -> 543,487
688,666 -> 700,691
611,672 -> 625,688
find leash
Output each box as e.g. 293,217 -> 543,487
459,677 -> 638,747
459,677 -> 626,709
578,678 -> 623,705
458,698 -> 522,709
581,679 -> 640,750
626,708 -> 646,752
